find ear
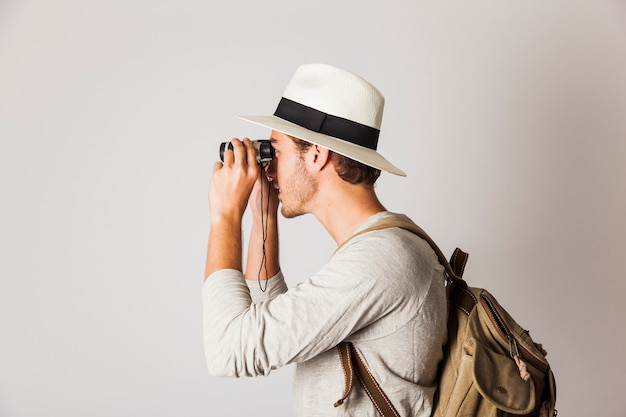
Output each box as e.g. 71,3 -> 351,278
309,144 -> 332,172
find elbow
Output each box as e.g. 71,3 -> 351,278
204,351 -> 240,378
204,346 -> 267,378
203,332 -> 239,377
203,332 -> 272,378
205,355 -> 237,378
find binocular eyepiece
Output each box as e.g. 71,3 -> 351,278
219,140 -> 274,164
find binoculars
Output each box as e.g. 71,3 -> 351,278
219,140 -> 274,164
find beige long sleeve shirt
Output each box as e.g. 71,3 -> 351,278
203,212 -> 447,416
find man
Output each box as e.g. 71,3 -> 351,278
203,63 -> 447,416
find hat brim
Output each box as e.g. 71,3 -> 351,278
239,115 -> 406,177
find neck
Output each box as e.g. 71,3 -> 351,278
311,182 -> 386,246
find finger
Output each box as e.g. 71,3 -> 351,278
230,138 -> 247,165
212,160 -> 223,173
242,137 -> 256,162
221,138 -> 237,166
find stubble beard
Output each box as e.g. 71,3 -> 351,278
279,162 -> 318,219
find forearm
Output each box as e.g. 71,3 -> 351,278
245,214 -> 279,281
205,138 -> 261,280
205,216 -> 243,280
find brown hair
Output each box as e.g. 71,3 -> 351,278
290,136 -> 381,188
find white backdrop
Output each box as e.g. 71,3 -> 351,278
1,1 -> 625,416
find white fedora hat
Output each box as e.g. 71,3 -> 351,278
239,63 -> 406,176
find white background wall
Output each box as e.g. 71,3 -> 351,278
1,1 -> 625,416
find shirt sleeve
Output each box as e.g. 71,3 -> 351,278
202,229 -> 433,378
246,270 -> 288,303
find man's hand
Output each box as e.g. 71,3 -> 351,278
205,138 -> 260,279
209,138 -> 260,223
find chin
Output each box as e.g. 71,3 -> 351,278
280,206 -> 306,219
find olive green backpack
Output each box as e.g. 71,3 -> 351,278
335,216 -> 557,417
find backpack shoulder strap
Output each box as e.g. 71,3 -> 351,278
334,215 -> 468,287
334,341 -> 402,417
334,215 -> 472,415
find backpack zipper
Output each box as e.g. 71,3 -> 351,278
480,294 -> 548,374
